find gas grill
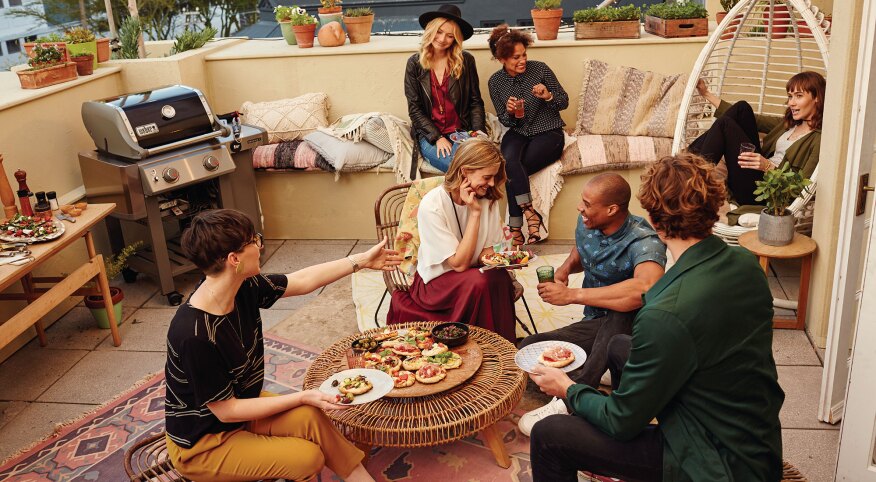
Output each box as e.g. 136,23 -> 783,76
79,85 -> 266,305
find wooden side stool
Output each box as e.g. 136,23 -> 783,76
738,231 -> 817,330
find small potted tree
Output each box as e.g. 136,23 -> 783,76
573,4 -> 641,40
71,52 -> 94,75
84,241 -> 142,329
65,27 -> 98,69
290,9 -> 318,48
275,5 -> 300,45
531,0 -> 563,41
644,1 -> 708,38
753,164 -> 811,246
716,0 -> 741,40
344,7 -> 374,44
318,0 -> 344,30
17,44 -> 78,89
24,33 -> 67,61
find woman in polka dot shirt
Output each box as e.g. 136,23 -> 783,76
487,24 -> 569,246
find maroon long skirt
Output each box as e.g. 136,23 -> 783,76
386,268 -> 517,343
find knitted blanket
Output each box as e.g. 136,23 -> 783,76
320,112 -> 417,183
251,140 -> 332,171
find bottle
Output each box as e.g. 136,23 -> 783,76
17,189 -> 33,217
47,191 -> 59,212
33,192 -> 51,220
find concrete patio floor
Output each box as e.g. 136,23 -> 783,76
0,239 -> 839,481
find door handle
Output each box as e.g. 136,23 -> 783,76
856,173 -> 874,216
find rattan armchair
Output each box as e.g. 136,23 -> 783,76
373,181 -> 537,335
672,0 -> 829,245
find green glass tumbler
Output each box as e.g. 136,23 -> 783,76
536,265 -> 555,283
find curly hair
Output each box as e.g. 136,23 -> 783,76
419,17 -> 465,79
487,24 -> 532,60
181,209 -> 255,275
783,71 -> 826,130
443,137 -> 507,205
638,154 -> 726,240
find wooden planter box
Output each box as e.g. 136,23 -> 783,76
575,20 -> 641,40
23,42 -> 69,62
16,62 -> 78,89
644,15 -> 708,38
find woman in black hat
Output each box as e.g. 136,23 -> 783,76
404,4 -> 486,173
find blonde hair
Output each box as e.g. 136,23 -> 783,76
419,17 -> 465,79
443,138 -> 506,205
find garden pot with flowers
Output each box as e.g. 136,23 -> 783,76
17,45 -> 78,89
531,0 -> 563,40
318,0 -> 344,30
290,9 -> 318,48
24,33 -> 68,61
275,5 -> 300,45
573,4 -> 641,40
65,27 -> 98,69
644,1 -> 709,38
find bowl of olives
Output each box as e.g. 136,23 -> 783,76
431,322 -> 470,347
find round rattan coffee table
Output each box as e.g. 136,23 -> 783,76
303,321 -> 527,468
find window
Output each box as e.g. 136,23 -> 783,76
480,20 -> 504,28
6,39 -> 21,54
9,0 -> 22,6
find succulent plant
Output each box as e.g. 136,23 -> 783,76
65,27 -> 96,44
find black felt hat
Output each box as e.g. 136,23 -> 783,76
418,4 -> 474,40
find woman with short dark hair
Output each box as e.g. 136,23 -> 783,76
487,24 -> 569,246
163,209 -> 400,482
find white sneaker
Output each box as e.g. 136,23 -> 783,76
518,397 -> 569,436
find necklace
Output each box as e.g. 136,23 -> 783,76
207,285 -> 244,347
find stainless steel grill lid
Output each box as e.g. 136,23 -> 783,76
81,85 -> 225,161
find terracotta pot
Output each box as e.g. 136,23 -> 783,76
66,40 -> 98,68
17,62 -> 78,89
96,37 -> 110,62
531,8 -> 563,41
344,14 -> 374,44
317,20 -> 346,47
716,11 -> 739,40
767,4 -> 790,39
84,286 -> 124,329
292,23 -> 317,48
318,6 -> 341,14
84,286 -> 125,309
279,20 -> 298,45
24,42 -> 69,62
72,53 -> 94,75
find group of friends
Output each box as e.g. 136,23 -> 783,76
163,4 -> 826,482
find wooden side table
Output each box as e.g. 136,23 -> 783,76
738,231 -> 817,330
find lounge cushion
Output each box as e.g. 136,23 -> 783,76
561,134 -> 673,175
240,93 -> 330,143
303,130 -> 391,172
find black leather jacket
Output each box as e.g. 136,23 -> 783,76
404,51 -> 486,145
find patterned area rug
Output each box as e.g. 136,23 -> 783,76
1,334 -> 595,482
353,253 -> 587,335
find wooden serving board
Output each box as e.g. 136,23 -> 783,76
345,338 -> 483,398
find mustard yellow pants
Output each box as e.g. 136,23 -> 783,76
166,394 -> 364,482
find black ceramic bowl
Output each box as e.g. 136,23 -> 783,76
431,322 -> 470,347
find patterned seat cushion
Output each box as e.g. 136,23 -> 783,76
560,135 -> 673,176
240,93 -> 330,144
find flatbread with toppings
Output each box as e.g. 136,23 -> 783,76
391,343 -> 421,357
415,363 -> 447,384
428,351 -> 462,369
538,345 -> 576,368
422,342 -> 448,357
481,250 -> 533,266
402,356 -> 428,371
393,370 -> 416,388
338,375 -> 373,395
372,330 -> 399,342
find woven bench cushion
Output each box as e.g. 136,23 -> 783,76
560,134 -> 672,175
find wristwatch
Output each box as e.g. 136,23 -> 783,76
347,256 -> 361,273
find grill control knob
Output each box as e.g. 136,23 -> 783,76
162,167 -> 180,183
203,155 -> 220,171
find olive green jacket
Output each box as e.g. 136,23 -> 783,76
567,236 -> 785,481
715,100 -> 821,223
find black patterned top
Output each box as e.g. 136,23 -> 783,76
488,60 -> 569,137
165,274 -> 287,448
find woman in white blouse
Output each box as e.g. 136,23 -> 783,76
386,138 -> 517,342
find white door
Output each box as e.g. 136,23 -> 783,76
818,0 -> 876,424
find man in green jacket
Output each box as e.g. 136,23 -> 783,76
528,153 -> 784,482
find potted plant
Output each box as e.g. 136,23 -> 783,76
753,164 -> 811,246
71,52 -> 94,75
65,27 -> 98,69
716,0 -> 741,40
275,5 -> 300,45
531,0 -> 563,41
573,4 -> 641,40
644,1 -> 708,38
84,241 -> 143,329
318,0 -> 344,31
16,44 -> 78,90
96,37 -> 111,62
290,9 -> 318,48
24,33 -> 68,61
344,7 -> 374,44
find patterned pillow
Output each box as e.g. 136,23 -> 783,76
560,135 -> 672,176
395,177 -> 445,284
303,131 -> 391,172
240,93 -> 330,144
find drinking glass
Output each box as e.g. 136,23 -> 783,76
514,98 -> 525,119
739,142 -> 756,154
536,265 -> 555,283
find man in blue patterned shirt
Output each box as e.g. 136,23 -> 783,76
518,173 -> 666,436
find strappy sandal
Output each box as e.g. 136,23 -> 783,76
509,227 -> 525,247
524,207 -> 545,244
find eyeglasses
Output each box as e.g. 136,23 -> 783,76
238,232 -> 264,251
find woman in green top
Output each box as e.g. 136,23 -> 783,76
689,71 -> 825,206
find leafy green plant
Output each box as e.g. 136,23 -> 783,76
274,5 -> 300,22
344,7 -> 373,17
117,16 -> 142,59
754,164 -> 812,216
320,0 -> 341,8
104,241 -> 143,281
71,52 -> 93,59
169,26 -> 217,54
646,1 -> 708,19
534,0 -> 562,11
289,9 -> 317,25
64,27 -> 95,44
720,0 -> 741,12
34,32 -> 63,43
27,44 -> 63,69
574,4 -> 641,23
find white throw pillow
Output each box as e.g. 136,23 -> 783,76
240,93 -> 330,143
304,131 -> 391,172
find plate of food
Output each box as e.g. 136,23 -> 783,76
481,250 -> 536,269
0,215 -> 65,244
515,341 -> 587,374
319,368 -> 393,406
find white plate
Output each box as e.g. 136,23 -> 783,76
481,251 -> 537,269
318,368 -> 393,406
0,220 -> 65,244
515,341 -> 587,374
